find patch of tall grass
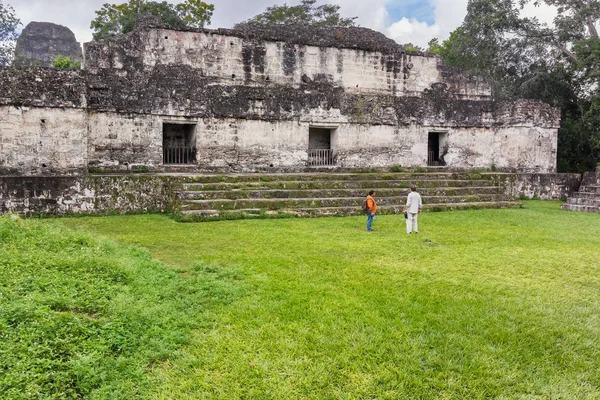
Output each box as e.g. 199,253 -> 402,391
0,215 -> 243,399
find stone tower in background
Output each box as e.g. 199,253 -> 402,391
13,22 -> 82,67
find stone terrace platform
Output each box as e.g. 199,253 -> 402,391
1,171 -> 583,219
173,172 -> 521,221
562,171 -> 600,213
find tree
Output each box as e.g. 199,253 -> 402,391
0,0 -> 20,66
431,0 -> 600,172
91,0 -> 214,41
404,43 -> 424,52
236,0 -> 357,28
426,38 -> 443,55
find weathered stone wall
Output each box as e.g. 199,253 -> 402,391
84,112 -> 559,172
0,106 -> 87,175
581,171 -> 600,186
0,21 -> 561,175
142,30 -> 439,96
443,126 -> 557,172
0,173 -> 581,216
87,112 -> 163,170
0,175 -> 175,215
84,23 -> 491,100
488,172 -> 581,200
0,68 -> 85,108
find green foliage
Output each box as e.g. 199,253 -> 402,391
434,0 -> 600,172
0,215 -> 242,398
0,0 -> 21,66
47,202 -> 600,398
91,0 -> 214,40
390,165 -> 405,172
403,42 -> 424,52
236,0 -> 357,27
435,27 -> 485,72
130,165 -> 149,173
427,38 -> 443,55
52,55 -> 80,69
572,37 -> 600,87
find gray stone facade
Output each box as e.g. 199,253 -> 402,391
0,18 -> 560,175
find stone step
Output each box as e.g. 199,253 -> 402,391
569,191 -> 600,198
179,194 -> 511,211
293,201 -> 523,216
566,197 -> 600,207
173,172 -> 487,184
181,179 -> 496,191
580,185 -> 600,194
561,204 -> 600,213
179,201 -> 522,220
177,186 -> 503,200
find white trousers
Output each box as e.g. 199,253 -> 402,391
406,212 -> 418,233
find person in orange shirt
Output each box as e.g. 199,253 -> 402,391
366,190 -> 377,232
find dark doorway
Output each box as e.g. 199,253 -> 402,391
308,127 -> 335,166
427,132 -> 446,166
163,123 -> 196,164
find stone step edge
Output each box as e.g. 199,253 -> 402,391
180,201 -> 522,216
180,179 -> 496,188
178,186 -> 502,195
570,191 -> 600,196
566,199 -> 600,205
171,172 -> 488,180
561,204 -> 600,212
180,195 -> 509,204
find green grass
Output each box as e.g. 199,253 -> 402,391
3,201 -> 600,398
0,216 -> 244,399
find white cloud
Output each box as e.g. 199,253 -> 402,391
377,0 -> 468,48
432,0 -> 468,38
386,18 -> 441,47
333,0 -> 389,31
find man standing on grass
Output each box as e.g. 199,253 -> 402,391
366,190 -> 377,232
403,185 -> 422,234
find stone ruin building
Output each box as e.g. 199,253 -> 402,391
13,22 -> 82,68
1,17 -> 561,175
2,17 -> 597,216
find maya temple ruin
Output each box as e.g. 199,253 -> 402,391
1,17 -> 598,217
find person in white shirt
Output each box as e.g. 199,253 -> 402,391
403,185 -> 422,234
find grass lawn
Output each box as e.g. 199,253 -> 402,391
3,201 -> 600,399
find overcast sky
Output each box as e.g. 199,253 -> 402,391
8,0 -> 558,48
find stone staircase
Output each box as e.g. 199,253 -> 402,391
562,182 -> 600,213
174,172 -> 521,221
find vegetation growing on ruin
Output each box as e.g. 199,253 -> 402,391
52,55 -> 80,69
90,0 -> 214,40
236,0 -> 357,28
1,201 -> 594,398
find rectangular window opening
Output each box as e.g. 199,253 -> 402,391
163,123 -> 197,165
428,132 -> 447,166
308,127 -> 336,166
